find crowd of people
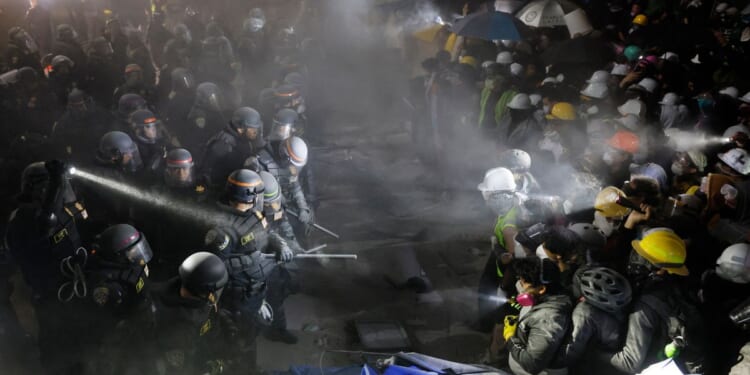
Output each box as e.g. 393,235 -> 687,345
402,1 -> 750,375
1,0 -> 750,375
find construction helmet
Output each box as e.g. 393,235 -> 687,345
478,167 -> 516,192
740,91 -> 750,104
719,86 -> 739,99
618,99 -> 646,118
659,92 -> 679,106
496,51 -> 513,65
546,102 -> 577,121
459,55 -> 478,69
587,70 -> 610,84
607,131 -> 640,154
499,149 -> 531,172
575,267 -> 632,313
594,186 -> 631,218
581,82 -> 609,99
636,78 -> 658,94
632,14 -> 648,26
718,148 -> 750,176
507,93 -> 532,110
631,228 -> 688,276
623,45 -> 642,62
611,63 -> 629,76
716,243 -> 750,284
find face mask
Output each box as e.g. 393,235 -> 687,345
516,292 -> 535,307
593,211 -> 615,237
485,192 -> 516,216
671,162 -> 686,176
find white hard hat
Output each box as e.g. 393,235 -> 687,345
720,86 -> 739,99
723,124 -> 750,138
716,243 -> 750,284
660,51 -> 679,63
510,62 -> 524,77
580,82 -> 609,99
618,99 -> 646,117
610,63 -> 629,76
618,114 -> 641,131
528,93 -> 542,106
691,53 -> 702,64
636,78 -> 658,94
587,70 -> 610,84
496,51 -> 513,65
716,2 -> 729,13
719,148 -> 750,175
499,149 -> 532,171
478,167 -> 517,192
659,92 -> 679,106
481,60 -> 495,69
507,93 -> 531,110
740,91 -> 750,104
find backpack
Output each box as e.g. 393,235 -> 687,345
641,289 -> 706,374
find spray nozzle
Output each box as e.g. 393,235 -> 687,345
68,166 -> 77,176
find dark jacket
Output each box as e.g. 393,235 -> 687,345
509,294 -> 573,374
606,282 -> 675,373
564,301 -> 628,371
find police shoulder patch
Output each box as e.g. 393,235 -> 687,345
199,318 -> 212,336
93,286 -> 110,306
240,232 -> 255,246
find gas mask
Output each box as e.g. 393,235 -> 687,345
626,249 -> 659,286
483,191 -> 516,216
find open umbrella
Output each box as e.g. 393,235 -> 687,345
452,11 -> 521,41
494,0 -> 526,13
516,0 -> 580,27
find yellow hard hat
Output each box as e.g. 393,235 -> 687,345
459,55 -> 478,69
594,186 -> 630,218
631,228 -> 689,276
546,102 -> 577,121
633,14 -> 648,26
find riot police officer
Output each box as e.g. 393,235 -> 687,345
82,37 -> 119,109
199,107 -> 264,187
204,225 -> 274,371
4,160 -> 91,374
129,109 -> 176,177
248,136 -> 315,239
4,27 -> 41,71
87,224 -> 153,318
112,93 -> 147,133
50,24 -> 86,71
51,88 -> 112,164
147,252 -> 230,374
162,67 -> 195,128
184,82 -> 227,150
112,64 -> 157,107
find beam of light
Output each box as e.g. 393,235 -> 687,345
70,167 -> 229,228
666,130 -> 732,151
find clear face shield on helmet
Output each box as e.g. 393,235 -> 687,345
123,234 -> 154,267
120,146 -> 143,173
593,211 -> 624,237
269,123 -> 293,142
165,165 -> 195,188
482,190 -> 517,216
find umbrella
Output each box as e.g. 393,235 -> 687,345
516,0 -> 580,28
494,0 -> 526,13
452,11 -> 521,41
